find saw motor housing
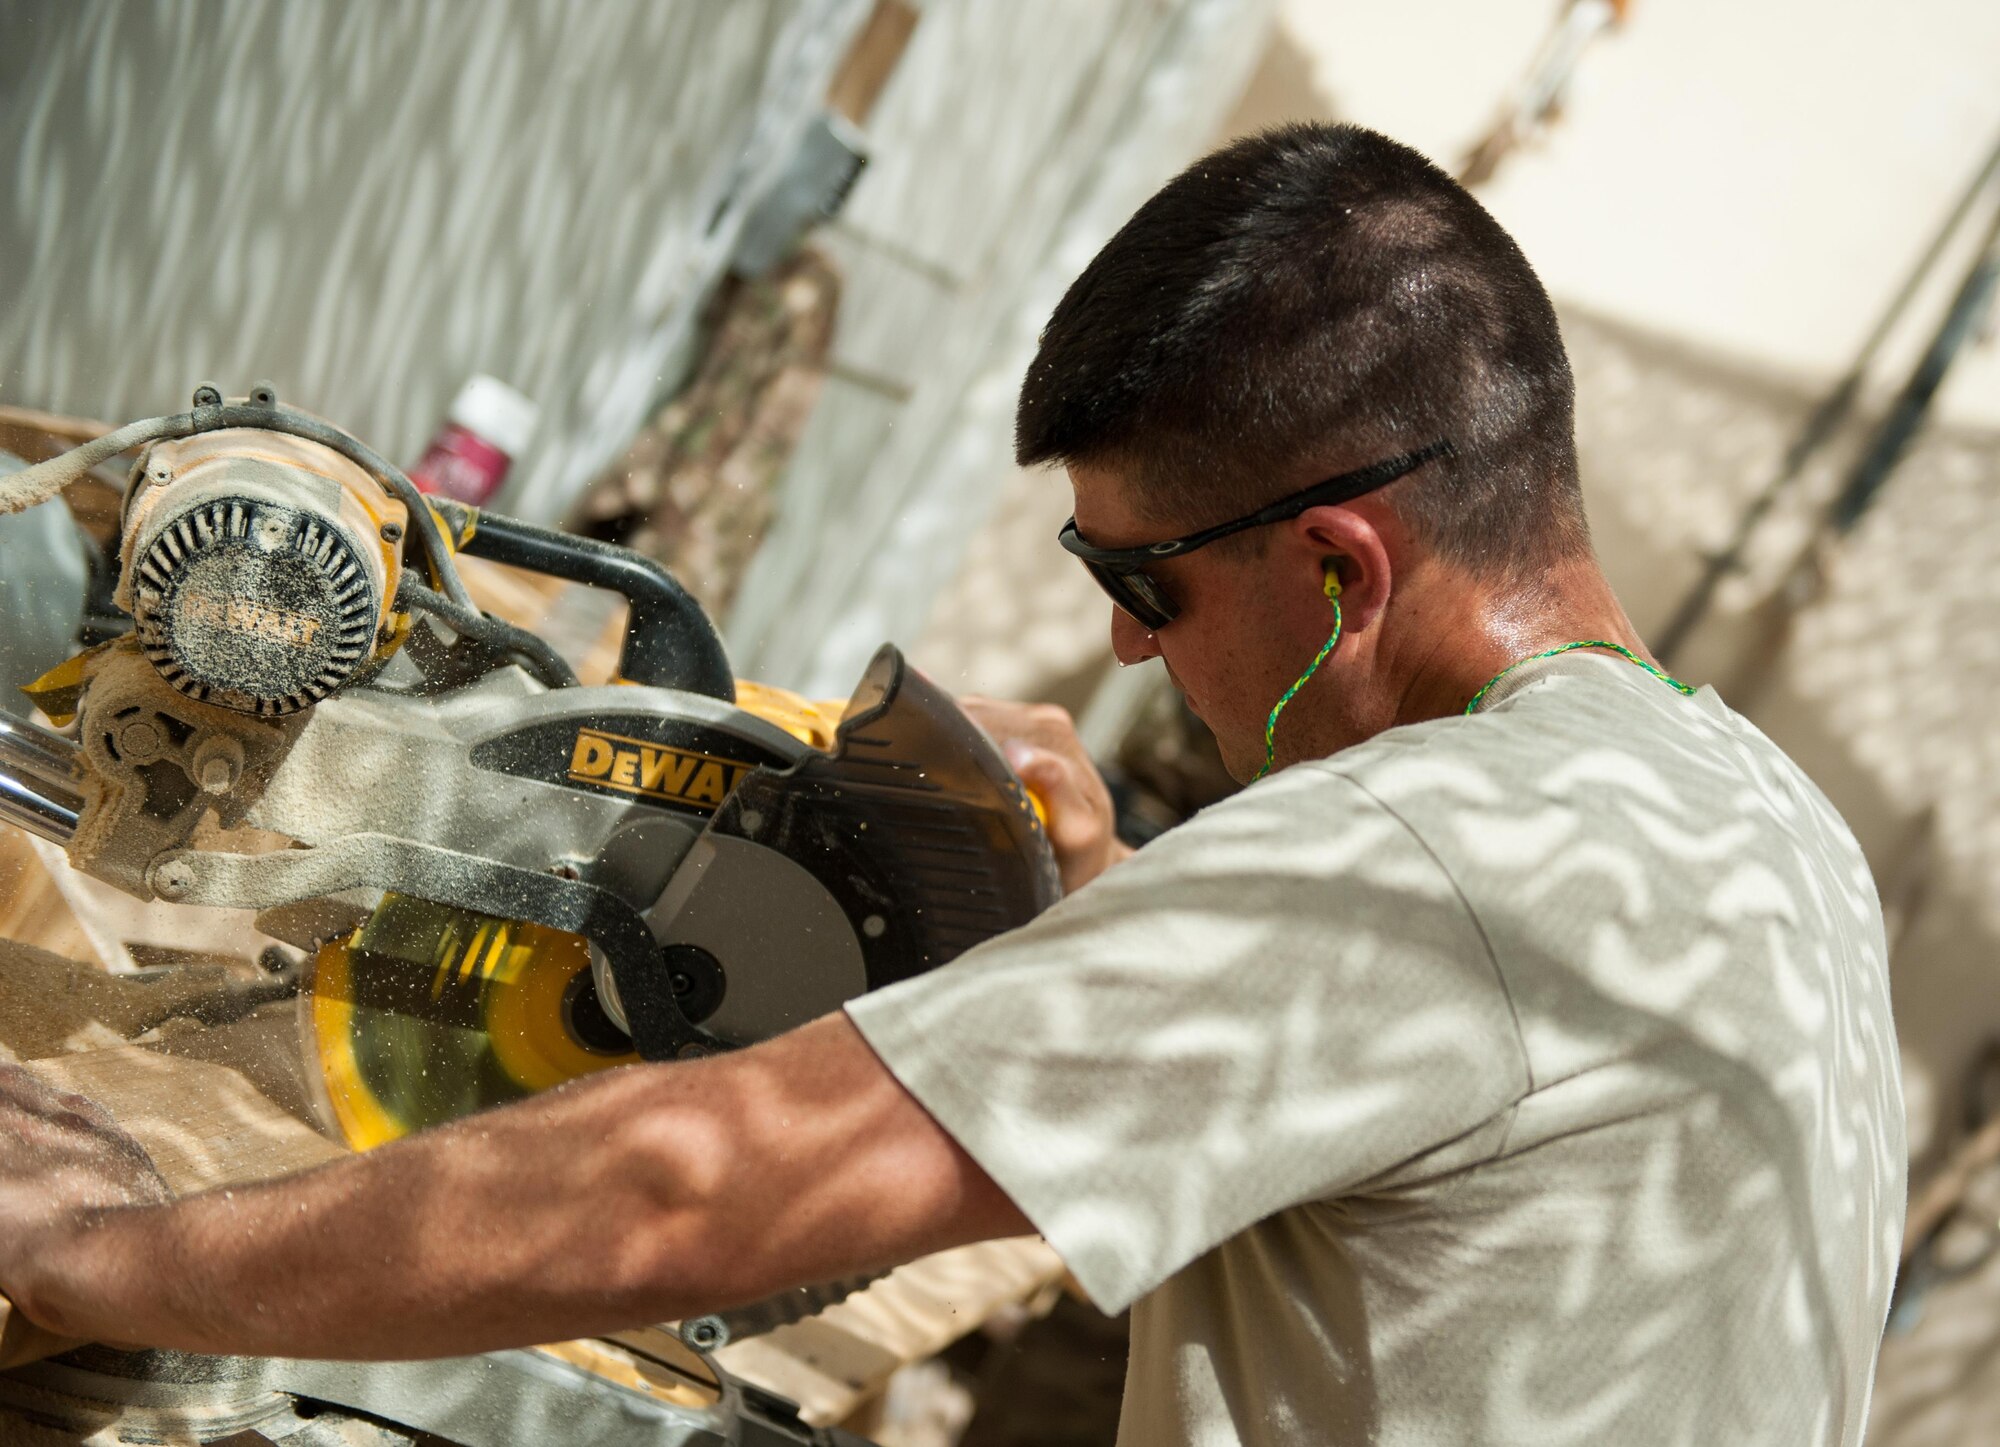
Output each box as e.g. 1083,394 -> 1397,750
119,428 -> 410,716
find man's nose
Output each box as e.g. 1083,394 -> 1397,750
1111,607 -> 1161,666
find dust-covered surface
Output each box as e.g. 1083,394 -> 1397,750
0,831 -> 97,966
25,1045 -> 347,1197
0,935 -> 323,1131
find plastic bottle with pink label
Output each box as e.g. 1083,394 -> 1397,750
407,375 -> 539,507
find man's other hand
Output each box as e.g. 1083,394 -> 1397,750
961,697 -> 1132,893
0,1064 -> 169,1327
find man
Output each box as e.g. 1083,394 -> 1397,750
0,124 -> 1903,1445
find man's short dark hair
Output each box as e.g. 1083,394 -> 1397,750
1016,123 -> 1590,574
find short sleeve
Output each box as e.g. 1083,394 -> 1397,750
844,764 -> 1529,1314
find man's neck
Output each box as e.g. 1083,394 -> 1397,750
1387,557 -> 1651,727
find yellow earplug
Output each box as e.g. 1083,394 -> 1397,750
1254,565 -> 1346,783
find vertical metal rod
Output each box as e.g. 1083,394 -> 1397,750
0,714 -> 79,775
1830,213 -> 2000,533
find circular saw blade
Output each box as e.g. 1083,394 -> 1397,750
308,896 -> 638,1150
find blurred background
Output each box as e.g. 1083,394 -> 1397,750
2,0 -> 1997,1442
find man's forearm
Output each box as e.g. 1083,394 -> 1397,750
18,1061 -> 721,1359
8,1011 -> 1023,1361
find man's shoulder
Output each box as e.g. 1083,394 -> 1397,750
1278,657 -> 1860,894
1157,683 -> 1591,872
1095,744 -> 1468,925
1301,654 -> 1784,823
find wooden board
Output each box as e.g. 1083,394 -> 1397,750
22,1045 -> 347,1193
0,830 -> 98,969
534,1335 -> 717,1413
826,0 -> 920,127
0,936 -> 244,1064
715,1237 -> 1065,1427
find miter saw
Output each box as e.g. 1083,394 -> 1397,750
0,384 -> 1058,1443
0,382 -> 1060,1151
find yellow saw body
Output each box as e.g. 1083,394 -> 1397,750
310,683 -> 855,1151
0,391 -> 1061,1154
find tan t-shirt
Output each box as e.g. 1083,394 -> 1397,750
845,653 -> 1905,1447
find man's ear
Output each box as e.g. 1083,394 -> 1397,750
1294,506 -> 1392,635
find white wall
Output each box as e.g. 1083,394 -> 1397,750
727,0 -> 1277,694
1275,0 -> 2000,425
0,0 -> 866,524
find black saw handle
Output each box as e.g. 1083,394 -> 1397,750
455,511 -> 735,702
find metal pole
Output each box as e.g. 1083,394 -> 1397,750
1829,209 -> 2000,533
1655,127 -> 2000,665
0,715 -> 82,845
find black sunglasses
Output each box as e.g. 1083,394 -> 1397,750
1057,440 -> 1455,630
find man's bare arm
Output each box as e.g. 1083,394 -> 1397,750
1,1012 -> 1029,1360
